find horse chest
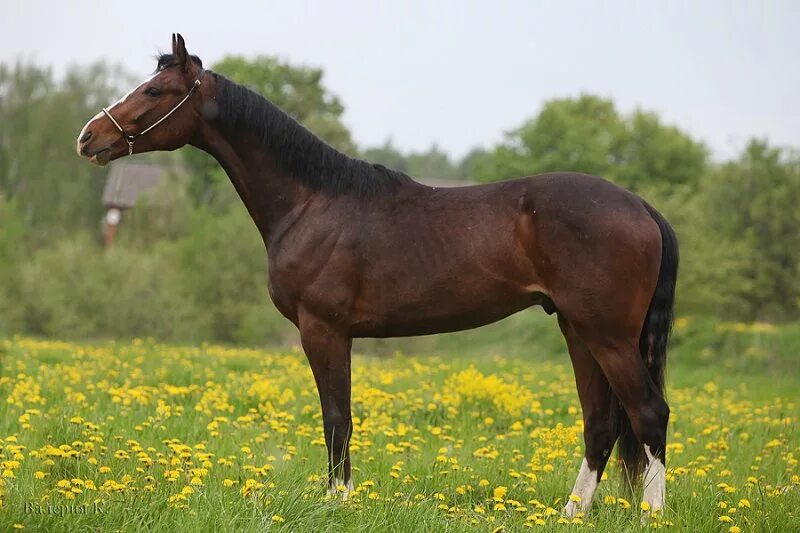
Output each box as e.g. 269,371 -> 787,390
267,249 -> 358,326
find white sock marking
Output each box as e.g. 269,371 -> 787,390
328,477 -> 354,500
642,444 -> 665,512
563,458 -> 598,517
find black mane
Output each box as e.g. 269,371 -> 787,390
156,53 -> 413,196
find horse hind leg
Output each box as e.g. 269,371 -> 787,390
580,334 -> 669,514
559,316 -> 620,517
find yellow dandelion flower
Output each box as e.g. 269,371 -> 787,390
493,486 -> 508,500
738,498 -> 750,508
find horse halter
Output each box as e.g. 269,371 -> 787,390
102,76 -> 202,156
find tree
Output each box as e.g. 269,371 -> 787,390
184,55 -> 356,204
0,61 -> 129,243
362,139 -> 408,173
472,94 -> 707,191
361,140 -> 462,181
616,110 -> 708,191
405,144 -> 459,181
698,140 -> 800,320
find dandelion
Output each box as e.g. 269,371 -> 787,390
272,515 -> 285,523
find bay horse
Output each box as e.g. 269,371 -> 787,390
77,34 -> 677,516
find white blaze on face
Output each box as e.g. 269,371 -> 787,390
76,110 -> 104,153
642,444 -> 666,512
76,72 -> 159,148
563,458 -> 598,517
107,72 -> 159,112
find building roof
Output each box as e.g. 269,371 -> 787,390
102,162 -> 169,209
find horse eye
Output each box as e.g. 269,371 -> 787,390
144,87 -> 161,97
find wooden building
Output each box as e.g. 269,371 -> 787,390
101,162 -> 168,247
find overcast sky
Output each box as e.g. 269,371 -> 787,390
3,1 -> 798,161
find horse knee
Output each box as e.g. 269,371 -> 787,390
323,412 -> 352,443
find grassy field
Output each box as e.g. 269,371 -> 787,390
0,329 -> 797,532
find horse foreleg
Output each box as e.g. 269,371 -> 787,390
299,311 -> 354,498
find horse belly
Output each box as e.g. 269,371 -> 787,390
349,270 -> 544,338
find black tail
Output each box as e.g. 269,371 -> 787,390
615,202 -> 679,486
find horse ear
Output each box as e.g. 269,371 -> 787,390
171,33 -> 178,55
175,33 -> 189,71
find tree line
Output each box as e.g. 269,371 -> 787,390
1,56 -> 799,343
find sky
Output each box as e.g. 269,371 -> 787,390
2,1 -> 798,161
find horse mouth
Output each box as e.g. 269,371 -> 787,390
88,148 -> 112,166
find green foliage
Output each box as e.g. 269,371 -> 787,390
171,203 -> 288,344
699,140 -> 800,320
15,233 -> 201,339
6,199 -> 289,344
0,61 -> 130,244
362,139 -> 464,181
471,94 -> 707,191
0,198 -> 27,333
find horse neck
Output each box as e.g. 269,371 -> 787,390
193,122 -> 312,245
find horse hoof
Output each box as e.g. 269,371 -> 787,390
327,479 -> 355,500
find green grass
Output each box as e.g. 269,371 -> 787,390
0,329 -> 797,532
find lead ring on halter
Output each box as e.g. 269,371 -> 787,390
102,77 -> 202,156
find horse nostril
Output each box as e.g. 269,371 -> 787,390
80,130 -> 92,143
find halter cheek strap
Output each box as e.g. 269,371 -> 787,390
102,76 -> 202,156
